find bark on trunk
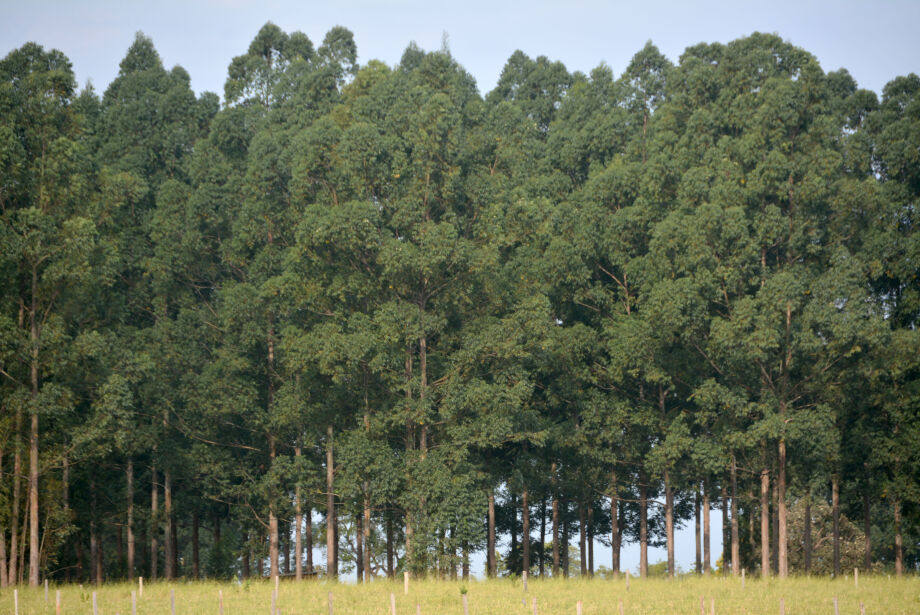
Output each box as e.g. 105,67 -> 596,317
164,470 -> 174,580
306,505 -> 313,574
611,471 -> 619,576
778,436 -> 788,578
551,463 -> 559,577
578,501 -> 587,577
487,491 -> 496,577
28,272 -> 41,588
192,510 -> 199,579
721,484 -> 729,572
640,477 -> 648,578
0,449 -> 6,588
295,447 -> 303,581
562,505 -> 569,577
356,510 -> 364,581
127,460 -> 135,580
462,539 -> 469,580
326,425 -> 335,578
894,494 -> 903,576
269,436 -> 279,580
539,497 -> 546,577
832,474 -> 840,576
522,489 -> 530,575
695,489 -> 701,574
28,410 -> 39,587
804,494 -> 812,574
241,534 -> 250,580
761,468 -> 770,578
587,505 -> 594,576
363,494 -> 371,582
730,457 -> 739,577
703,482 -> 710,576
666,469 -> 675,578
150,464 -> 158,581
385,511 -> 393,579
863,487 -> 871,570
9,404 -> 22,585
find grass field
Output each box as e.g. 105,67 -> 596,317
1,575 -> 917,615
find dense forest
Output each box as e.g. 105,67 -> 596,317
0,24 -> 918,587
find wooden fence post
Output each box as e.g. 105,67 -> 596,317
132,590 -> 137,615
56,589 -> 61,615
328,591 -> 334,615
171,589 -> 176,615
404,571 -> 409,595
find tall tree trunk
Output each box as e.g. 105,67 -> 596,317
306,505 -> 313,574
267,435 -> 279,580
150,463 -> 158,581
552,466 -> 560,577
295,446 -> 303,581
893,494 -> 903,576
9,403 -> 22,585
578,501 -> 587,577
170,504 -> 178,578
385,511 -> 393,579
117,524 -> 124,579
0,448 -> 6,588
539,496 -> 546,577
487,491 -> 496,577
639,477 -> 648,578
164,470 -> 174,580
587,505 -> 594,577
192,510 -> 200,580
832,474 -> 840,576
777,433 -> 788,577
771,482 -> 778,574
356,510 -> 364,582
363,493 -> 371,582
695,489 -> 701,574
703,481 -> 710,576
283,520 -> 290,575
522,489 -> 530,575
326,425 -> 335,578
241,533 -> 250,580
611,471 -> 619,576
863,487 -> 871,570
29,269 -> 41,587
127,460 -> 134,580
665,469 -> 675,578
90,479 -> 99,585
462,539 -> 469,580
509,493 -> 517,574
804,492 -> 812,574
721,483 -> 729,573
730,457 -> 739,577
761,468 -> 770,578
562,504 -> 569,577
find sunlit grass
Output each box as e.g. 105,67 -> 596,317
1,574 -> 917,614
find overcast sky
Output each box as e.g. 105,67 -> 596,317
1,0 -> 913,577
3,0 -> 919,102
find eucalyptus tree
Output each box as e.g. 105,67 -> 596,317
645,33 -> 889,578
0,43 -> 97,586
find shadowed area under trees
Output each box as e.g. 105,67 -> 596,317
0,25 -> 918,585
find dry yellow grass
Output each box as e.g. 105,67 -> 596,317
1,574 -> 917,614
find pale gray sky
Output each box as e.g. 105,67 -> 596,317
2,0 -> 918,101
